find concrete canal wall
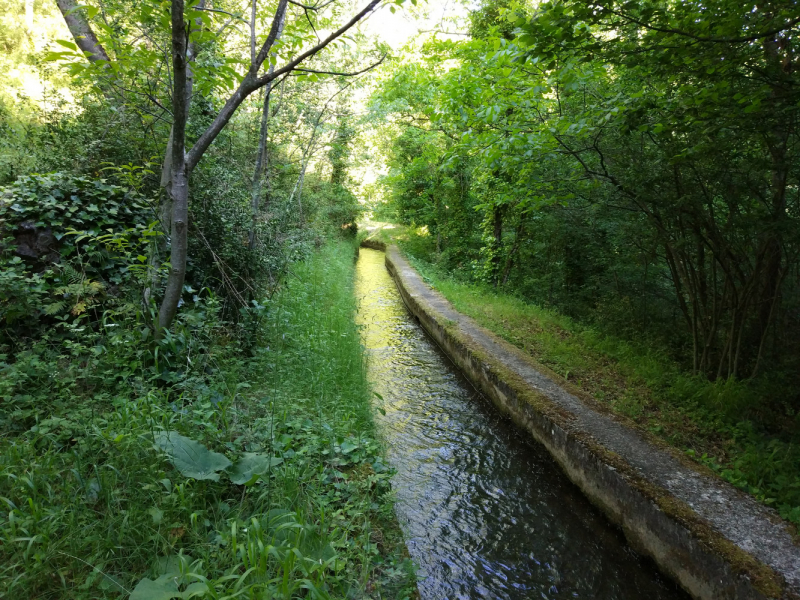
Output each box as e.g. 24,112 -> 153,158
380,243 -> 800,600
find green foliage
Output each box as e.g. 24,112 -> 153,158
153,432 -> 233,482
226,453 -> 284,485
0,172 -> 153,256
305,176 -> 362,234
374,0 -> 800,384
0,241 -> 415,598
0,3 -> 410,596
154,431 -> 286,485
0,172 -> 158,346
187,156 -> 362,322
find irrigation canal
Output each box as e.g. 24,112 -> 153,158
354,247 -> 688,600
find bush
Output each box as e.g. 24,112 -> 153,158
0,172 -> 157,345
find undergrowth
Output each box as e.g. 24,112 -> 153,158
397,235 -> 800,529
0,240 -> 415,599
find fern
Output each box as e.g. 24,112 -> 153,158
43,301 -> 65,315
49,265 -> 105,316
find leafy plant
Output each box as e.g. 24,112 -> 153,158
0,241 -> 415,598
153,432 -> 232,482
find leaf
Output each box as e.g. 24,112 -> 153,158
64,4 -> 98,18
227,453 -> 283,485
340,440 -> 359,454
130,574 -> 208,600
148,507 -> 164,524
43,51 -> 71,62
181,583 -> 208,598
56,39 -> 78,51
153,432 -> 231,481
130,574 -> 180,600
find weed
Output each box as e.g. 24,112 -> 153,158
0,241 -> 415,599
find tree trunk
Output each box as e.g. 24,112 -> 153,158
248,81 -> 274,248
54,0 -> 109,62
248,12 -> 286,249
501,220 -> 524,286
160,0 -> 205,235
492,205 -> 503,287
158,0 -> 189,333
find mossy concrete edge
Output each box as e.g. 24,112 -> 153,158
383,244 -> 798,600
359,239 -> 387,251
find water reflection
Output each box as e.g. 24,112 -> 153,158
354,248 -> 687,600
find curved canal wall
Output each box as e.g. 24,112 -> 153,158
381,244 -> 800,600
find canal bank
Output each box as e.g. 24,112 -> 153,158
378,243 -> 800,600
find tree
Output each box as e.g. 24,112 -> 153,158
514,0 -> 800,377
374,0 -> 800,381
56,0 -> 387,330
54,0 -> 109,63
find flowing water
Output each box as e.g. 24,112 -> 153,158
354,248 -> 687,600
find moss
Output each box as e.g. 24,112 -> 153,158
360,239 -> 387,251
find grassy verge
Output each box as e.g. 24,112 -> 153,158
392,232 -> 800,530
0,240 -> 415,599
357,219 -> 408,248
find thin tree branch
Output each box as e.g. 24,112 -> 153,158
197,6 -> 249,21
185,0 -> 382,171
287,0 -> 336,10
250,0 -> 257,65
256,0 -> 381,84
599,6 -> 800,44
304,9 -> 320,43
291,54 -> 386,77
253,0 -> 290,72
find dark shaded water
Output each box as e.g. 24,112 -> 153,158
354,248 -> 687,600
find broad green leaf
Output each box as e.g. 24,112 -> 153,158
340,440 -> 359,454
130,574 -> 207,600
43,51 -> 71,62
181,583 -> 208,599
129,574 -> 180,600
148,507 -> 163,524
153,432 -> 231,481
227,453 -> 283,485
64,4 -> 98,18
56,39 -> 78,51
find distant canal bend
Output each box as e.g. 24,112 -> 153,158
354,247 -> 688,600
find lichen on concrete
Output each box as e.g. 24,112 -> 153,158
383,244 -> 800,600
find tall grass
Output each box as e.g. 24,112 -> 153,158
400,245 -> 800,528
0,240 -> 414,599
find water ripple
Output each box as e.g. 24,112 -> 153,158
355,248 -> 686,600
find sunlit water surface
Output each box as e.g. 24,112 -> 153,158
354,248 -> 687,600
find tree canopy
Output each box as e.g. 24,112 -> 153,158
373,0 -> 800,381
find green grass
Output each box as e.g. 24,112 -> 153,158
357,219 -> 409,248
397,237 -> 800,530
0,240 -> 415,599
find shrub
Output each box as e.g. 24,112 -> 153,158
0,172 -> 157,344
